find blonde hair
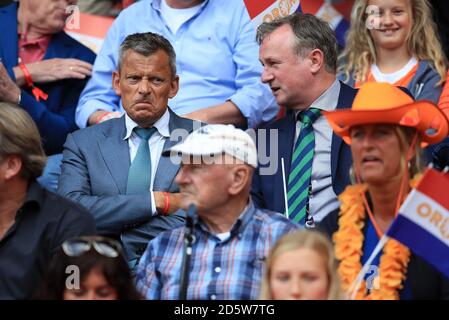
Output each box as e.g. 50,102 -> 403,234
0,102 -> 47,180
339,0 -> 447,85
259,230 -> 343,300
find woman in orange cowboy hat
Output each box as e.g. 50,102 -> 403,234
318,82 -> 449,300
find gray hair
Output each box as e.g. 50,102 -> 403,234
256,13 -> 338,73
118,32 -> 177,78
0,102 -> 47,180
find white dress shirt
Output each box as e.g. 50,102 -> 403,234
123,109 -> 171,215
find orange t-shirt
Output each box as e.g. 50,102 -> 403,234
355,64 -> 418,88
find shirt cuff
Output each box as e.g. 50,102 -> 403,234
150,191 -> 158,216
229,92 -> 278,129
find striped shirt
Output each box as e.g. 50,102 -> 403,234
135,200 -> 298,300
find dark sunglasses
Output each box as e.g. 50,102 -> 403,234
62,236 -> 123,258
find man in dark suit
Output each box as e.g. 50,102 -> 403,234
57,32 -> 199,270
252,13 -> 357,226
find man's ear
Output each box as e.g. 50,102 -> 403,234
2,155 -> 22,180
112,71 -> 121,97
169,75 -> 180,99
308,49 -> 325,74
228,165 -> 250,195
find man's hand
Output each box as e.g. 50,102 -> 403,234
0,62 -> 21,103
88,110 -> 123,126
154,191 -> 183,215
13,58 -> 93,86
183,101 -> 247,127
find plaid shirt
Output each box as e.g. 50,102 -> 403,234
135,200 -> 298,300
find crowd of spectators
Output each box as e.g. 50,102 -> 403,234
1,0 -> 449,301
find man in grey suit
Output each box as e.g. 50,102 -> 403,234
58,32 -> 199,269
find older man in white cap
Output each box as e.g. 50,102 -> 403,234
135,124 -> 297,300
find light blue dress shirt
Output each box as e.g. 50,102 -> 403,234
76,0 -> 278,129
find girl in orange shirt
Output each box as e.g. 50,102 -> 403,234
338,0 -> 447,107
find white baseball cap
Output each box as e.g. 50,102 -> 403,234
163,124 -> 258,168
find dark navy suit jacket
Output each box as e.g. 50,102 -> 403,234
0,2 -> 96,155
251,82 -> 357,214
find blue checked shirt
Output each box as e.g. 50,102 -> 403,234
135,200 -> 298,300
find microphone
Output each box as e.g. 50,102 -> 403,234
184,204 -> 196,244
179,204 -> 196,300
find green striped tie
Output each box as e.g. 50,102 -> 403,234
287,108 -> 321,225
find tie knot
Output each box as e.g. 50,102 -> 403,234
134,127 -> 157,140
298,108 -> 321,125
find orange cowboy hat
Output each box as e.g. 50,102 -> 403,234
323,82 -> 449,145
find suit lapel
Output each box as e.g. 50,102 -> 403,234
153,140 -> 180,191
43,32 -> 72,61
274,112 -> 296,211
331,82 -> 357,182
153,110 -> 196,190
98,118 -> 131,194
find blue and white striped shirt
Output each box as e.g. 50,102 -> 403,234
135,200 -> 298,300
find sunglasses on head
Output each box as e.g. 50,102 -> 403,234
62,236 -> 123,258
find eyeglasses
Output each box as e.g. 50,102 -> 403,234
62,236 -> 123,258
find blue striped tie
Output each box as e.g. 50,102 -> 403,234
126,127 -> 157,194
287,108 -> 321,225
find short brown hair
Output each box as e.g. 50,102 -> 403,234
0,102 -> 47,180
118,32 -> 177,79
256,13 -> 338,73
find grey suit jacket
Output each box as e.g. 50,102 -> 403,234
57,109 -> 199,263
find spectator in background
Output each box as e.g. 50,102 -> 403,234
0,103 -> 96,300
339,0 -> 447,105
76,0 -> 278,130
57,32 -> 199,272
136,124 -> 297,300
252,13 -> 357,226
0,0 -> 96,191
339,0 -> 449,169
35,236 -> 142,300
259,230 -> 343,300
320,82 -> 449,299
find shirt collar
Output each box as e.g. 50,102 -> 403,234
18,33 -> 52,51
295,79 -> 340,117
194,199 -> 256,240
123,109 -> 171,140
152,0 -> 209,13
17,181 -> 43,218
